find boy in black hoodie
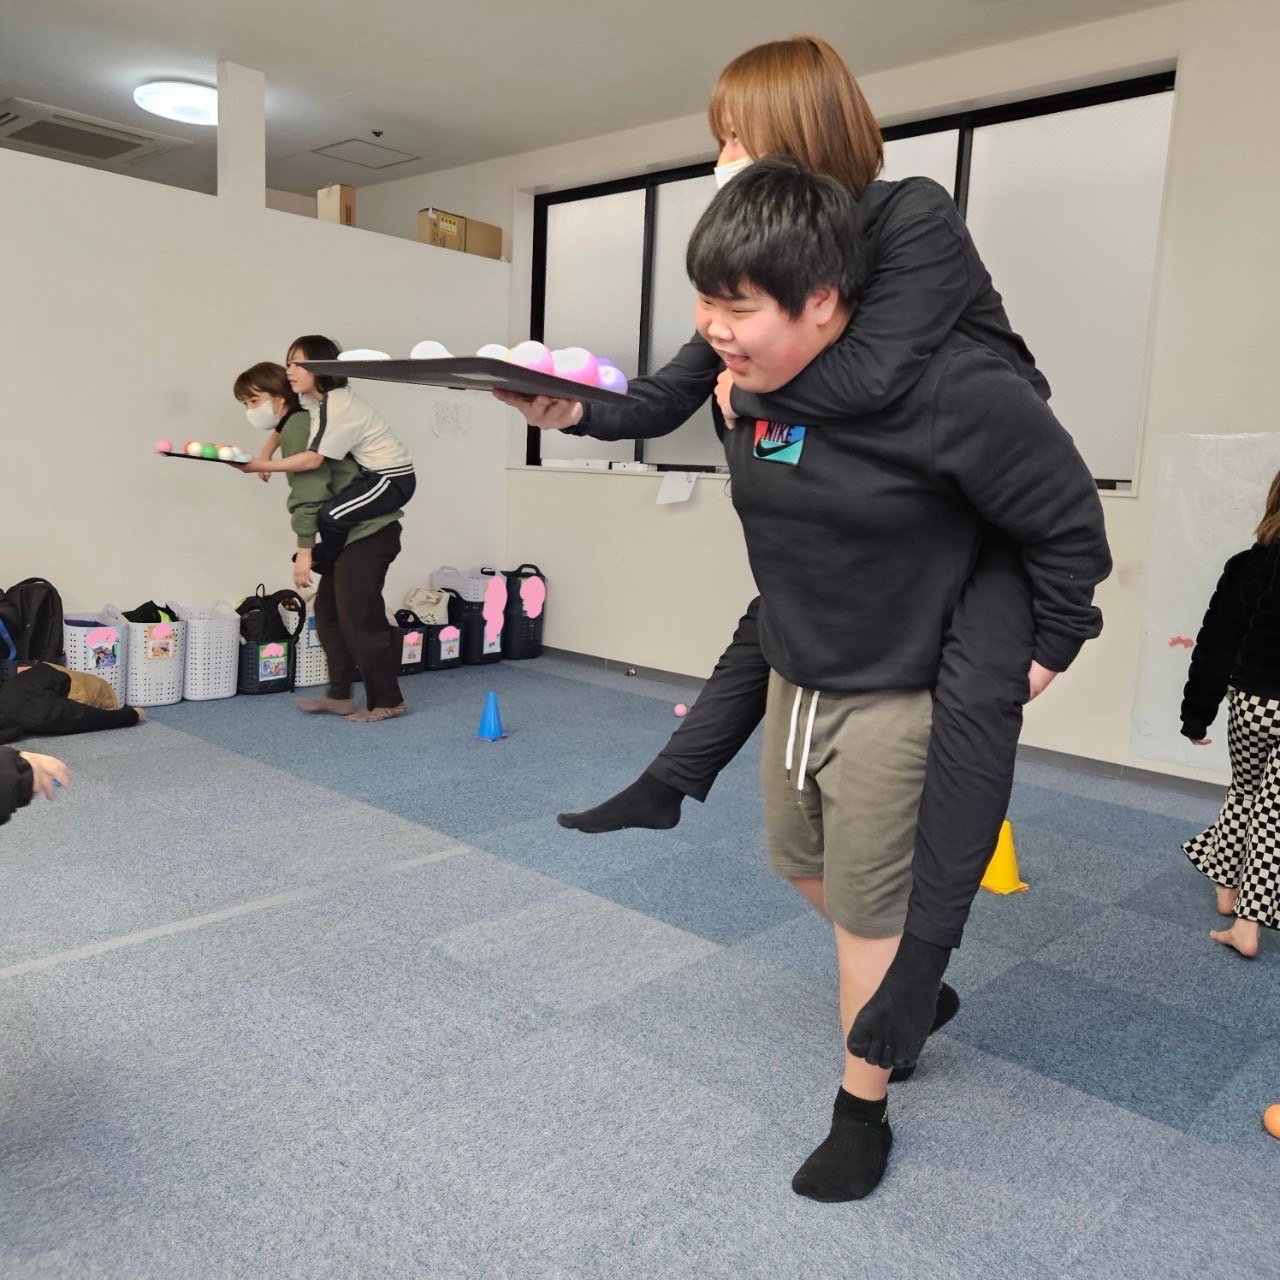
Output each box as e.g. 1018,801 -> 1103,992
674,158 -> 1110,1201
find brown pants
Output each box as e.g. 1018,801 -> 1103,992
313,522 -> 404,711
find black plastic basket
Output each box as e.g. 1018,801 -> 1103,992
501,563 -> 546,660
237,638 -> 296,694
393,610 -> 428,676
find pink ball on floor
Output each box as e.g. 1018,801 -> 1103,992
674,703 -> 688,717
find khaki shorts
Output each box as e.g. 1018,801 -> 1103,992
761,671 -> 931,938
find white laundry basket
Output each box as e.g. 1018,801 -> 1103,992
295,600 -> 330,689
123,617 -> 187,706
174,602 -> 239,701
62,607 -> 128,703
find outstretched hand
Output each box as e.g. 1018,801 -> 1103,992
492,389 -> 583,430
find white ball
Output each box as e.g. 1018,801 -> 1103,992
232,450 -> 251,464
185,441 -> 203,456
218,446 -> 235,461
337,348 -> 390,361
410,340 -> 453,360
476,343 -> 510,360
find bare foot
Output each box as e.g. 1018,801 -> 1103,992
1210,918 -> 1260,958
1216,884 -> 1239,916
297,695 -> 356,716
346,704 -> 407,723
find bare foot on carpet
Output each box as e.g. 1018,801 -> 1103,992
297,696 -> 356,716
346,705 -> 407,723
1216,884 -> 1239,916
1210,918 -> 1259,958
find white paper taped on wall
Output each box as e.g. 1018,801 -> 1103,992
1131,433 -> 1280,777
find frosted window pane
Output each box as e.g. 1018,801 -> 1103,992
645,173 -> 724,468
964,93 -> 1174,483
880,131 -> 959,192
541,189 -> 645,463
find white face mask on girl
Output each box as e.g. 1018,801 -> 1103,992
714,156 -> 753,189
245,401 -> 282,431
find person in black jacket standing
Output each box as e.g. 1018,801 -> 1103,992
0,746 -> 69,825
499,35 -> 1065,1091
1181,472 -> 1280,958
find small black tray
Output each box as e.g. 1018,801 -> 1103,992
159,451 -> 246,466
300,356 -> 634,406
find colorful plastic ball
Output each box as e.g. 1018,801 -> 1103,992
674,703 -> 688,717
1264,1104 -> 1280,1138
507,340 -> 555,374
476,343 -> 510,360
596,365 -> 629,395
155,439 -> 172,453
218,446 -> 235,461
200,444 -> 217,459
410,340 -> 452,360
552,347 -> 600,385
185,442 -> 202,457
338,348 -> 390,361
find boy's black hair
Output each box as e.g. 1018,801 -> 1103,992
686,156 -> 865,318
287,334 -> 348,392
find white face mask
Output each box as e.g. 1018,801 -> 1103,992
245,401 -> 282,431
714,156 -> 753,190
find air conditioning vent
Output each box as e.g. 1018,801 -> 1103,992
0,98 -> 191,166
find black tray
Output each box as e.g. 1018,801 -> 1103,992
160,451 -> 246,467
300,357 -> 634,406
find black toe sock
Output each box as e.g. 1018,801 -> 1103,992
848,932 -> 952,1070
888,981 -> 960,1083
556,769 -> 684,833
792,1088 -> 892,1203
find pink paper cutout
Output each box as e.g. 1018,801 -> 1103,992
261,642 -> 285,657
1168,635 -> 1194,649
405,631 -> 422,644
439,625 -> 460,641
483,575 -> 508,644
520,575 -> 546,619
85,626 -> 118,647
151,623 -> 173,639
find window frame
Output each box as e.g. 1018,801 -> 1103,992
529,70 -> 1176,477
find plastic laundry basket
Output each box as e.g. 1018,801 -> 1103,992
173,602 -> 239,701
295,601 -> 330,689
501,564 -> 546,660
62,607 -> 128,703
124,617 -> 187,706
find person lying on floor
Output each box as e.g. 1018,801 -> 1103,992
0,745 -> 70,825
0,663 -> 145,744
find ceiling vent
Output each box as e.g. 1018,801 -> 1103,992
311,138 -> 419,169
0,98 -> 191,166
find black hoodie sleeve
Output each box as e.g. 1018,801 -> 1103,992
931,351 -> 1111,672
0,665 -> 139,739
1181,551 -> 1256,739
0,747 -> 34,825
566,334 -> 721,443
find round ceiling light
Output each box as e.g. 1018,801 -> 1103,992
133,81 -> 218,126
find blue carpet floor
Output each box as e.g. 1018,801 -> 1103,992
1,657 -> 1275,1278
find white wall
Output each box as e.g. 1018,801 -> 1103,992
0,146 -> 511,615
266,187 -> 316,218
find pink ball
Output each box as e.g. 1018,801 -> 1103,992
596,365 -> 629,395
674,703 -> 688,718
155,439 -> 172,453
507,340 -> 555,375
552,347 -> 600,386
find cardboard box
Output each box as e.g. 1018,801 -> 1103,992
317,184 -> 356,227
416,208 -> 503,260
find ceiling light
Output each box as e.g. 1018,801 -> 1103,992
133,82 -> 218,127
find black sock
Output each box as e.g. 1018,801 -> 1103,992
791,1088 -> 892,1203
847,932 -> 952,1069
556,769 -> 684,833
888,982 -> 960,1083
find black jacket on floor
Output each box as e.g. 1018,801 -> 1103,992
0,746 -> 33,825
0,664 -> 140,745
1182,542 -> 1280,739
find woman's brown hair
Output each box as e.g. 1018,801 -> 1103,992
708,34 -> 883,197
1257,471 -> 1280,544
233,361 -> 300,413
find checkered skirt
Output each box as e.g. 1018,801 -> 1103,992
1183,689 -> 1280,928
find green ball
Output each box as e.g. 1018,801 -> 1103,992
200,444 -> 217,459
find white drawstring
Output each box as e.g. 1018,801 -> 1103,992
784,685 -> 820,791
785,686 -> 803,779
797,691 -> 820,791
